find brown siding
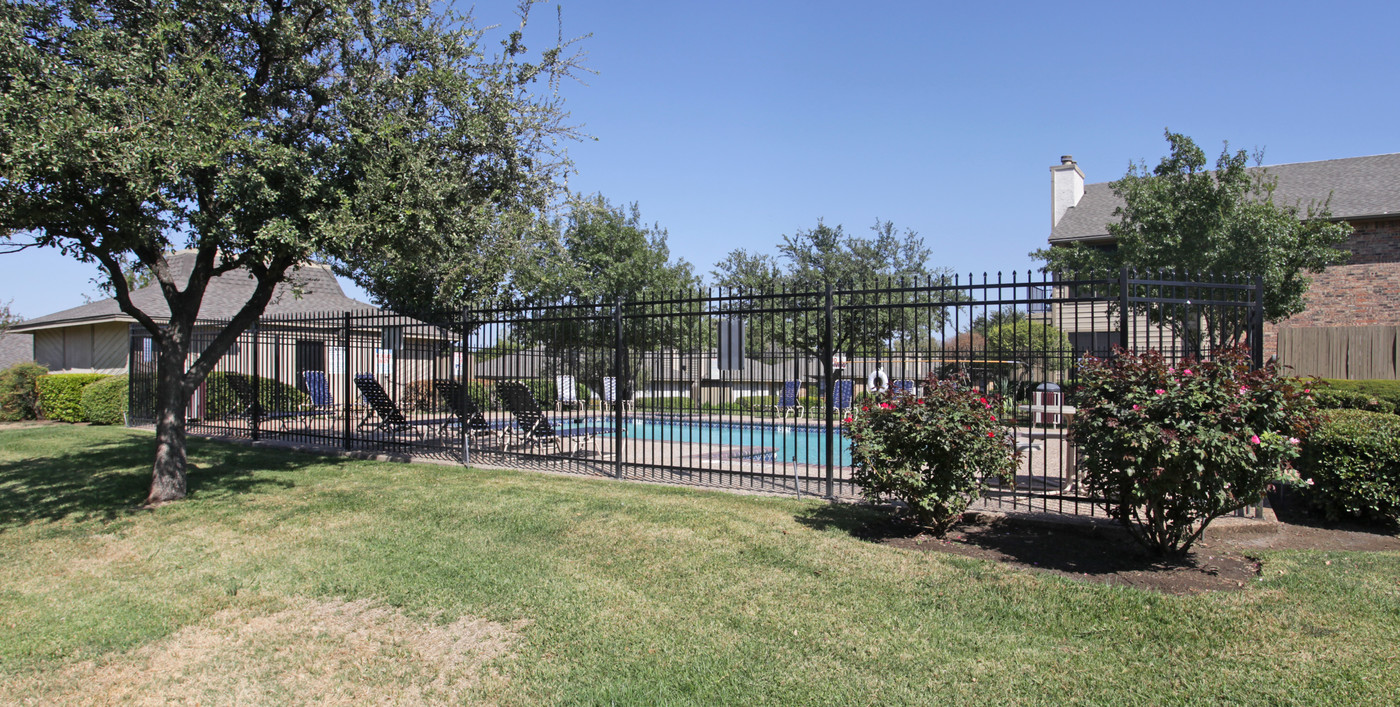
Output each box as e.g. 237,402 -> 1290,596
1277,326 -> 1399,380
34,330 -> 64,370
92,323 -> 129,373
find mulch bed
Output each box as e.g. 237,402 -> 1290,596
852,498 -> 1400,595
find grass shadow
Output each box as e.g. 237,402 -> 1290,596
794,501 -> 922,539
796,500 -> 1207,577
0,430 -> 337,530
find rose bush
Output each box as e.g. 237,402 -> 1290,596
847,374 -> 1020,534
1074,346 -> 1317,556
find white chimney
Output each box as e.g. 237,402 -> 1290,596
1050,155 -> 1084,227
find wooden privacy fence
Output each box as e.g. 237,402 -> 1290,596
1277,325 -> 1400,380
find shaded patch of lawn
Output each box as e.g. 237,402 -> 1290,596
1,425 -> 1399,705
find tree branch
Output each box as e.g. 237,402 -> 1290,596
181,255 -> 294,394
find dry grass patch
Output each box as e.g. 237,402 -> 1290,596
3,597 -> 525,706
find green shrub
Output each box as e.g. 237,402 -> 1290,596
1295,409 -> 1400,523
520,379 -> 557,406
1322,378 -> 1400,399
203,372 -> 310,419
0,362 -> 48,421
1312,380 -> 1400,415
465,380 -> 496,411
743,395 -> 776,410
633,397 -> 690,412
402,379 -> 443,412
1311,389 -> 1398,415
848,375 -> 1019,534
36,373 -> 109,422
81,375 -> 129,425
1074,347 -> 1317,556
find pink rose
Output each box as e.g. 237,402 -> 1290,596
1183,368 -> 1193,376
1155,389 -> 1166,395
1250,435 -> 1261,445
1288,437 -> 1300,445
1132,404 -> 1140,411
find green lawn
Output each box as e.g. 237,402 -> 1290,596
1,425 -> 1397,705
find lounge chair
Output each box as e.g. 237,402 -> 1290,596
772,380 -> 804,417
831,379 -> 854,414
602,376 -> 634,413
496,381 -> 611,455
556,375 -> 582,411
219,372 -> 260,419
353,374 -> 455,437
432,379 -> 509,440
221,372 -> 331,429
891,379 -> 917,397
302,370 -> 337,411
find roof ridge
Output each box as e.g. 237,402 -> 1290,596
1082,151 -> 1400,188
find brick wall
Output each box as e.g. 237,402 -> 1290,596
1263,218 -> 1400,360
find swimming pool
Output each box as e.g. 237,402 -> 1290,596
594,416 -> 853,467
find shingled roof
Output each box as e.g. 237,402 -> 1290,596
1050,152 -> 1400,244
11,251 -> 378,333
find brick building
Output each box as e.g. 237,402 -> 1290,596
1047,152 -> 1400,379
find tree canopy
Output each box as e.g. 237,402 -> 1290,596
713,220 -> 962,363
1031,130 -> 1352,349
984,321 -> 1072,372
520,194 -> 700,304
0,300 -> 19,334
0,0 -> 585,502
506,196 -> 703,397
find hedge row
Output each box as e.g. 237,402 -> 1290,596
1296,409 -> 1400,524
1312,379 -> 1400,415
36,373 -> 109,422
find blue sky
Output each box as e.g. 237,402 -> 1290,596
4,0 -> 1397,318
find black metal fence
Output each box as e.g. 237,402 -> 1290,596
130,269 -> 1263,515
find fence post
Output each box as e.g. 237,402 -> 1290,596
470,306 -> 476,464
343,311 -> 352,450
1117,267 -> 1130,354
1251,274 -> 1265,369
824,283 -> 835,499
613,297 -> 624,479
251,323 -> 260,442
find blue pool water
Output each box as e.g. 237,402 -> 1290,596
598,416 -> 853,466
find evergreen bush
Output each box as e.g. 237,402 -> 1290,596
0,362 -> 48,421
36,373 -> 109,422
203,372 -> 310,419
81,374 -> 129,425
1295,409 -> 1400,524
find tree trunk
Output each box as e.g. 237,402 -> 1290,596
146,347 -> 189,504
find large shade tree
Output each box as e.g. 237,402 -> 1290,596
712,220 -> 966,403
0,0 -> 585,503
1031,130 -> 1351,352
713,219 -> 962,360
507,195 -> 702,400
